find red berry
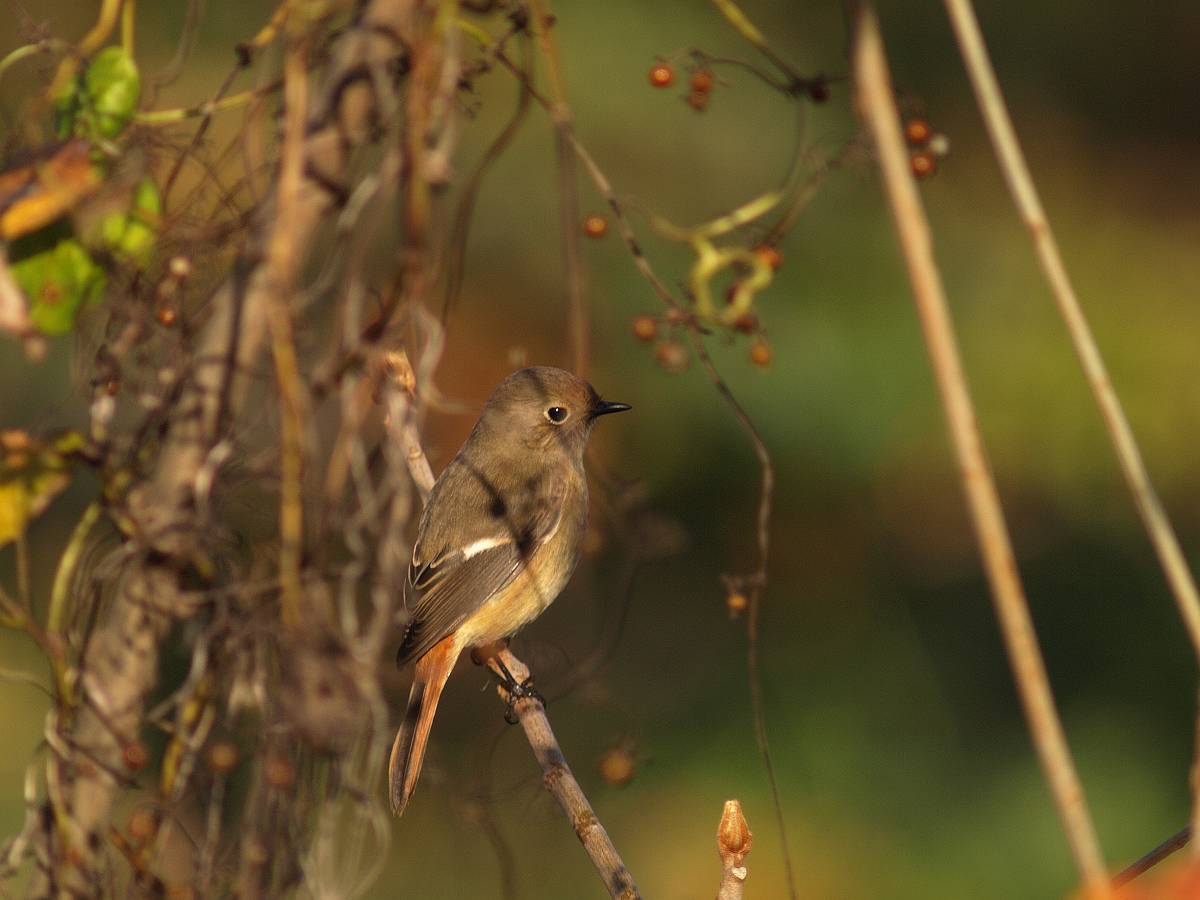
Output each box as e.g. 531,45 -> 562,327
654,340 -> 689,374
649,64 -> 674,88
905,118 -> 931,146
910,151 -> 937,179
598,747 -> 636,786
753,244 -> 782,271
690,70 -> 713,93
749,339 -> 772,368
583,214 -> 608,238
631,314 -> 657,342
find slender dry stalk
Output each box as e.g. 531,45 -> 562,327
716,799 -> 753,900
487,648 -> 640,900
853,6 -> 1109,891
526,0 -> 590,377
941,0 -> 1200,849
266,31 -> 313,631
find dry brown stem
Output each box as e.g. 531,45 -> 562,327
853,5 -> 1108,892
487,648 -> 640,900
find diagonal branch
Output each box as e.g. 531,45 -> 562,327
487,648 -> 640,900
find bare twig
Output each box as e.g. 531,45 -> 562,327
716,799 -> 753,900
266,30 -> 314,631
383,348 -> 436,502
1112,825 -> 1190,888
487,649 -> 640,900
942,0 -> 1200,847
853,5 -> 1108,891
526,0 -> 590,376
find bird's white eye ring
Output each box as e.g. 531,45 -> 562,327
545,406 -> 569,424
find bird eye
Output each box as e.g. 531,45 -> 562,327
545,406 -> 569,424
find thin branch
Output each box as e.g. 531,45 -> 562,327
526,0 -> 590,377
853,5 -> 1108,891
487,649 -> 640,900
942,0 -> 1200,849
266,31 -> 313,631
1112,825 -> 1190,888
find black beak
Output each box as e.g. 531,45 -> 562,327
592,399 -> 632,418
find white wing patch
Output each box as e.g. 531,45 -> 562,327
460,535 -> 511,560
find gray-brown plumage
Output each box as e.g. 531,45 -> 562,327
389,366 -> 630,815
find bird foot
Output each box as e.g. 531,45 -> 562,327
492,658 -> 546,724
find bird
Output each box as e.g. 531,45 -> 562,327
389,366 -> 631,815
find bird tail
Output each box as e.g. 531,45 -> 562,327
389,635 -> 458,816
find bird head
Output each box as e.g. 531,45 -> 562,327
479,366 -> 631,455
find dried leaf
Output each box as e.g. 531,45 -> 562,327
0,430 -> 82,547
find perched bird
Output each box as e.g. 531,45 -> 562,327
389,366 -> 631,815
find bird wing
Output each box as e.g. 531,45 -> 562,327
396,463 -> 567,666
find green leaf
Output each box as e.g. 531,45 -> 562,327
54,47 -> 141,140
86,47 -> 141,139
11,238 -> 106,336
97,177 -> 161,267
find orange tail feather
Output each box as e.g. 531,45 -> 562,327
389,634 -> 459,816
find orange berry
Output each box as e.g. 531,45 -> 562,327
686,91 -> 709,112
910,151 -> 936,179
648,64 -> 674,88
122,742 -> 148,772
583,214 -> 608,238
127,809 -> 157,843
904,118 -> 931,146
690,70 -> 714,93
206,741 -> 238,774
631,314 -> 657,342
654,340 -> 689,374
726,591 -> 748,618
155,306 -> 177,326
664,307 -> 689,326
264,754 -> 296,789
598,747 -> 636,787
753,244 -> 782,271
749,339 -> 772,368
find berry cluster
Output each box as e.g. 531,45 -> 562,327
903,117 -> 950,180
628,242 -> 779,373
649,62 -> 717,112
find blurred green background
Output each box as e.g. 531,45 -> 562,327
3,1 -> 1200,897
